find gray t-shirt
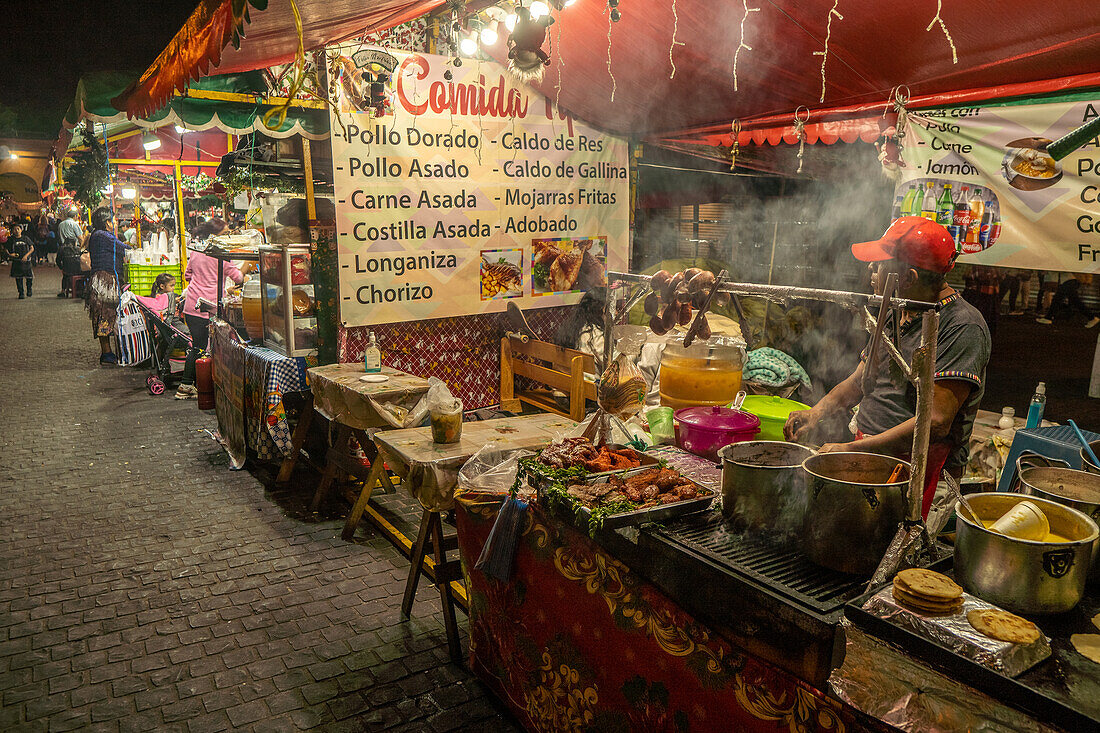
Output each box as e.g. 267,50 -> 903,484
58,218 -> 82,246
855,292 -> 991,471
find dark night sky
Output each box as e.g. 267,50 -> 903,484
0,1 -> 200,139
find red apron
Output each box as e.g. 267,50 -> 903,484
855,432 -> 952,519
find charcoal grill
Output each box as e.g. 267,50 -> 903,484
654,513 -> 870,615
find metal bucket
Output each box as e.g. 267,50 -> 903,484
719,441 -> 816,535
955,493 -> 1097,614
1016,461 -> 1100,581
801,452 -> 910,575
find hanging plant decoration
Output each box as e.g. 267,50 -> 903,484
507,7 -> 554,82
64,123 -> 110,211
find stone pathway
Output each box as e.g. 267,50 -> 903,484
0,268 -> 517,732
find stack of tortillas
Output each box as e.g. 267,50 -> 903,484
892,569 -> 963,615
967,609 -> 1041,645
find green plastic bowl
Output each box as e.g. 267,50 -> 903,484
739,395 -> 810,442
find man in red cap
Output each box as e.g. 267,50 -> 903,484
785,217 -> 991,518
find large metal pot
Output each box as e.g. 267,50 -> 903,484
1079,440 -> 1100,474
719,441 -> 816,535
801,452 -> 910,575
955,493 -> 1098,614
1016,463 -> 1100,581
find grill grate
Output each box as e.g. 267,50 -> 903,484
656,514 -> 870,615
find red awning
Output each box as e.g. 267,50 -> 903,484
118,0 -> 1100,141
116,0 -> 443,118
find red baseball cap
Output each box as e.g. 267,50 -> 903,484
851,216 -> 958,274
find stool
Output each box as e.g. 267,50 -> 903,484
70,275 -> 87,298
402,509 -> 462,663
997,424 -> 1100,493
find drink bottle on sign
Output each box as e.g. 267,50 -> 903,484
936,184 -> 954,226
1025,382 -> 1046,429
921,182 -> 938,220
989,219 -> 1002,245
953,186 -> 971,228
901,185 -> 920,217
966,187 -> 985,244
891,194 -> 905,221
979,211 -> 995,247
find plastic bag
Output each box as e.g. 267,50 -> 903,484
426,379 -> 463,443
457,443 -> 535,497
597,326 -> 648,420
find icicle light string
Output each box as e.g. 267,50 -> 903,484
554,10 -> 564,117
925,0 -> 958,64
793,106 -> 809,174
606,11 -> 616,102
729,119 -> 741,171
813,0 -> 843,103
669,0 -> 685,80
731,0 -> 759,92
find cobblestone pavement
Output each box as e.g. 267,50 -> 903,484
0,268 -> 519,732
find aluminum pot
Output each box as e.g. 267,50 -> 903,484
955,493 -> 1098,614
719,441 -> 816,535
1079,440 -> 1100,475
1015,464 -> 1100,581
801,452 -> 910,575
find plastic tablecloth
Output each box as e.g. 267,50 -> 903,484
375,413 -> 578,512
307,363 -> 430,431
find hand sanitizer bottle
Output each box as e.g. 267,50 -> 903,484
363,332 -> 382,373
1025,382 -> 1046,429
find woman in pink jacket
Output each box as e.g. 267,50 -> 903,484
175,218 -> 244,399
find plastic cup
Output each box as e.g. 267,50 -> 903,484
647,406 -> 676,445
990,500 -> 1050,541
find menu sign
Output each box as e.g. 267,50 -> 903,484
897,100 -> 1100,272
328,46 -> 630,327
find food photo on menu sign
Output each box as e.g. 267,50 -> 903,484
325,46 -> 629,328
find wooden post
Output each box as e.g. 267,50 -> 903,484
174,162 -> 187,274
302,138 -> 316,222
907,309 -> 939,522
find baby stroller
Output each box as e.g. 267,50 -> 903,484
133,296 -> 192,395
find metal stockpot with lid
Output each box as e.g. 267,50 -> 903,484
801,452 -> 910,575
719,441 -> 816,535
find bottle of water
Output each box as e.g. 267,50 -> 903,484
1025,382 -> 1046,429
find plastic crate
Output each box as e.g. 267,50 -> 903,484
126,262 -> 183,295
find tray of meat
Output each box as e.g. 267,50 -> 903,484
552,466 -> 716,531
526,438 -> 657,486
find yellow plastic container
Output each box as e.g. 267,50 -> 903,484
659,337 -> 745,409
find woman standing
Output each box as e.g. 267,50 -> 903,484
5,224 -> 35,298
85,208 -> 130,365
175,218 -> 243,399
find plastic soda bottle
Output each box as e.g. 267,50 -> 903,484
966,187 -> 985,243
953,185 -> 971,228
936,184 -> 954,226
921,182 -> 938,220
901,185 -> 920,217
891,194 -> 905,221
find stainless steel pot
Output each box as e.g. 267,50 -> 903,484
801,452 -> 910,575
1079,440 -> 1100,475
719,441 -> 816,535
1015,462 -> 1100,581
955,493 -> 1098,614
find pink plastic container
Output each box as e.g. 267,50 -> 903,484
675,406 -> 761,461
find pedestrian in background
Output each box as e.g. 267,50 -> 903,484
5,224 -> 35,298
1036,273 -> 1100,327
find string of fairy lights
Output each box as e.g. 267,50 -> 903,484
333,0 -> 962,175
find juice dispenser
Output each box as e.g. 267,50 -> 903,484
658,336 -> 746,409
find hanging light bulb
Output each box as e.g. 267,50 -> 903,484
175,125 -> 188,134
121,187 -> 137,199
459,31 -> 478,56
504,13 -> 518,31
481,21 -> 499,45
101,184 -> 113,194
142,132 -> 161,151
563,0 -> 577,6
530,1 -> 550,19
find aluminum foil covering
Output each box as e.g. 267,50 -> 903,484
862,586 -> 1051,677
830,622 -> 1063,733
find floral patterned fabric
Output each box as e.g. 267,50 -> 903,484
454,491 -> 892,733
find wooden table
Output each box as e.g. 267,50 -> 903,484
276,363 -> 430,512
359,413 -> 578,661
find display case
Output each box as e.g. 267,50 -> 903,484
258,244 -> 317,357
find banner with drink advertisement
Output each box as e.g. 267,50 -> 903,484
326,46 -> 630,327
895,99 -> 1100,272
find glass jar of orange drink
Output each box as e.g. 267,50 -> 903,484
658,336 -> 745,409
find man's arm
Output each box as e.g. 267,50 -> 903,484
784,361 -> 866,441
820,379 -> 971,454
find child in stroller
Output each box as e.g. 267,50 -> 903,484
134,274 -> 193,395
